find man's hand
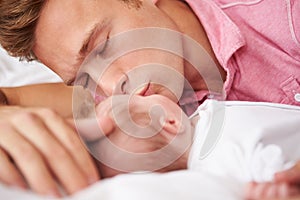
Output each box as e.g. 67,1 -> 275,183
245,181 -> 300,199
0,89 -> 7,105
275,162 -> 300,188
246,162 -> 300,200
0,106 -> 99,197
245,161 -> 300,200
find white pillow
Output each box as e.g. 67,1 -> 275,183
0,47 -> 62,87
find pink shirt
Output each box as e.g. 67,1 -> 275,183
181,0 -> 300,114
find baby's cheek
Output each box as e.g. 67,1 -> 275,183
105,131 -> 169,157
137,136 -> 169,153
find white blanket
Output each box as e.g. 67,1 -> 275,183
0,171 -> 242,200
189,100 -> 300,183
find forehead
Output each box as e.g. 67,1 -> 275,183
33,0 -> 112,81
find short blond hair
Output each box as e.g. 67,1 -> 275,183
0,0 -> 46,61
0,0 -> 142,62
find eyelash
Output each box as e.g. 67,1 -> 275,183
77,73 -> 90,89
97,36 -> 110,55
84,74 -> 90,89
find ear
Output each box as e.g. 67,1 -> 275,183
159,116 -> 184,136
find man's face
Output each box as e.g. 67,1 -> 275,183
34,0 -> 185,101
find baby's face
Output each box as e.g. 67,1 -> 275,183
90,95 -> 193,178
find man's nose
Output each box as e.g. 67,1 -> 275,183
98,75 -> 128,96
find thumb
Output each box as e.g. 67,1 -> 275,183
74,117 -> 112,142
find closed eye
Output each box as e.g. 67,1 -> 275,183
118,74 -> 128,94
121,80 -> 127,94
76,72 -> 91,89
96,37 -> 110,56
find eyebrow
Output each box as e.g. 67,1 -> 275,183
77,19 -> 108,61
78,23 -> 100,59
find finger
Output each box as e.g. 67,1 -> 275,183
275,163 -> 300,184
12,110 -> 92,194
274,183 -> 300,199
244,182 -> 256,199
277,183 -> 289,198
265,184 -> 279,199
0,147 -> 27,189
70,117 -> 107,147
0,125 -> 60,196
39,110 -> 100,182
251,183 -> 269,199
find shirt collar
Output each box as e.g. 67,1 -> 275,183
185,0 -> 246,67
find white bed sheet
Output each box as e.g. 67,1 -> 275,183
0,171 -> 243,200
0,47 -> 62,87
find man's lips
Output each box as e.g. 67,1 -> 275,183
137,83 -> 151,96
